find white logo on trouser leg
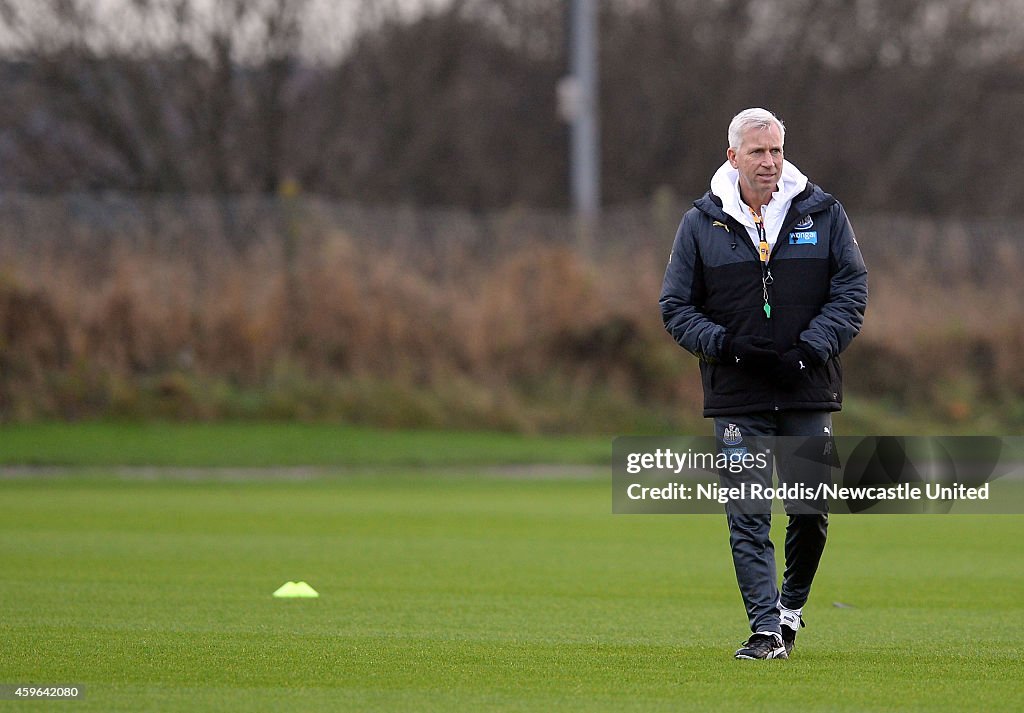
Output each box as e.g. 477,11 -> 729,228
723,424 -> 742,446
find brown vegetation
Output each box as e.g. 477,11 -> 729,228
1,195 -> 1021,432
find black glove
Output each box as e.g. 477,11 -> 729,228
720,334 -> 779,371
775,343 -> 818,390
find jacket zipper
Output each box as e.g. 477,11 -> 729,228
765,213 -> 811,411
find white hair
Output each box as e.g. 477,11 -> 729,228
728,108 -> 786,150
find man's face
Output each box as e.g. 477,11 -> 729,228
727,123 -> 784,203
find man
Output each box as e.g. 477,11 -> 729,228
659,108 -> 868,660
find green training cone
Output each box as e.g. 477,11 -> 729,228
272,581 -> 319,598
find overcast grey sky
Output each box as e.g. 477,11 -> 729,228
0,0 -> 454,61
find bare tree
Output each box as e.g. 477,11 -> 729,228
2,0 -> 1024,213
0,0 -> 313,194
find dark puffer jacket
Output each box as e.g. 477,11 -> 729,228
660,183 -> 868,416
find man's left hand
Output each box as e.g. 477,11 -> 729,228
776,344 -> 817,390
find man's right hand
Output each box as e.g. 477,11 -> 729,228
720,335 -> 779,371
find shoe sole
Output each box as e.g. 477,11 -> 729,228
734,647 -> 788,660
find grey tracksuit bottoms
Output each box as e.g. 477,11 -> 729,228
714,411 -> 833,635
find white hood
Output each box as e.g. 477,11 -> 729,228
709,159 -> 808,249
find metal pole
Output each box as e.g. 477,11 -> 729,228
570,0 -> 600,226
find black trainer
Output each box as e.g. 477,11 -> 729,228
734,632 -> 788,660
780,614 -> 805,656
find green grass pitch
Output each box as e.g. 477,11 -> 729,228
1,428 -> 1022,711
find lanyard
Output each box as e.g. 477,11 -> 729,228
749,206 -> 769,263
748,206 -> 773,318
